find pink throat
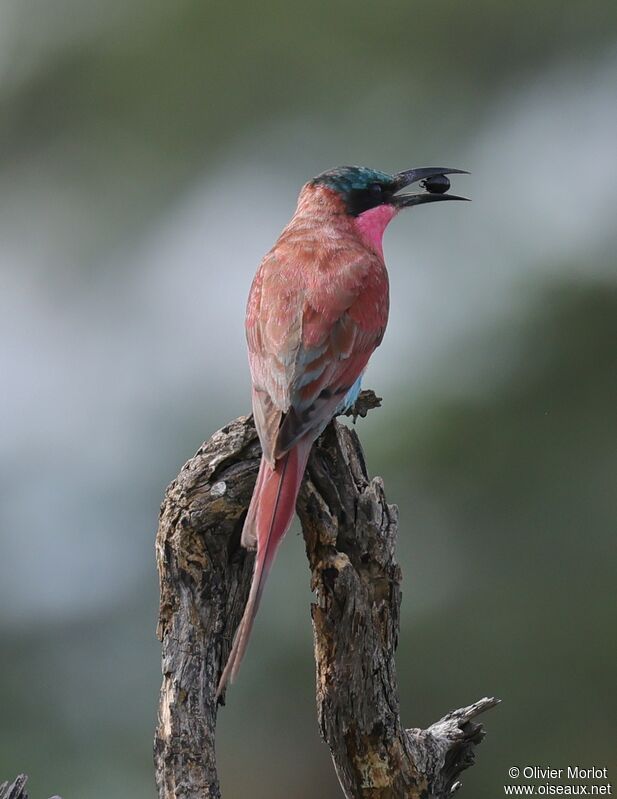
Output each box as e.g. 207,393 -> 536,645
353,204 -> 398,257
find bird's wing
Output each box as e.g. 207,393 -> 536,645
246,247 -> 388,464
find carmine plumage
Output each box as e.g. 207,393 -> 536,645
217,164 -> 468,694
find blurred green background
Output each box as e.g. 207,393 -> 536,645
1,1 -> 616,797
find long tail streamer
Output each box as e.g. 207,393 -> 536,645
216,442 -> 310,695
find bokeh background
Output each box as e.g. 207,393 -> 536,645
1,2 -> 616,797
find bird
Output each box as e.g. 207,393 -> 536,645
217,164 -> 468,695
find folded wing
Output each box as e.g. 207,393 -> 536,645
246,247 -> 389,464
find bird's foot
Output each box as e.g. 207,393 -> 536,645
341,389 -> 382,423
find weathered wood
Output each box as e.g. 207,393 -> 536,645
154,396 -> 498,798
0,774 -> 61,799
154,419 -> 259,799
299,421 -> 498,798
0,775 -> 29,799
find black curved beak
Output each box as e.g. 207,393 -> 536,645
392,167 -> 469,207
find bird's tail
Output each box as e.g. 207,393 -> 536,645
216,440 -> 311,695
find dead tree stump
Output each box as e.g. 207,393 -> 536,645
154,395 -> 498,798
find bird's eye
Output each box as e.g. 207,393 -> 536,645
368,182 -> 383,197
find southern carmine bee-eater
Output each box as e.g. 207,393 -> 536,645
217,165 -> 468,694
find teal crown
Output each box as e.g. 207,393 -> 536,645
310,165 -> 394,194
310,165 -> 397,216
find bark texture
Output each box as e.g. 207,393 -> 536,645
298,421 -> 498,798
154,397 -> 498,798
0,776 -> 29,799
154,419 -> 259,799
0,775 -> 60,799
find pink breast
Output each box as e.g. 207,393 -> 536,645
353,204 -> 398,257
